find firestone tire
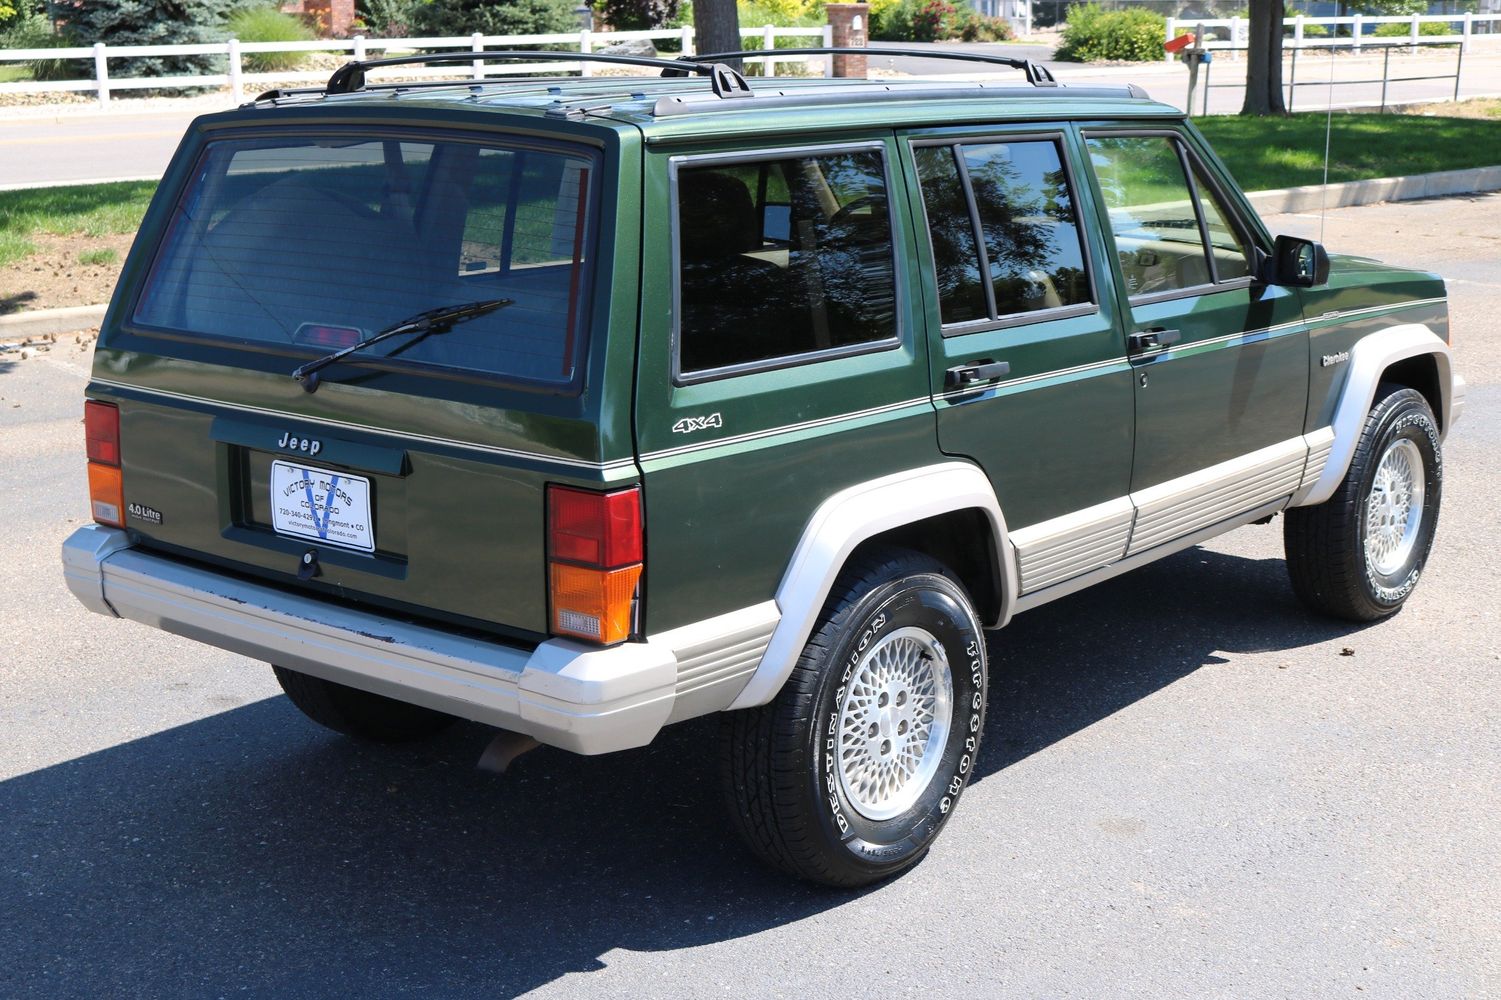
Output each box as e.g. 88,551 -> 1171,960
1284,385 -> 1443,622
719,549 -> 988,887
272,665 -> 458,743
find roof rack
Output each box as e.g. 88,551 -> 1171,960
317,50 -> 752,98
677,47 -> 1059,86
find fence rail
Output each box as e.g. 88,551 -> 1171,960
1165,12 -> 1501,62
0,25 -> 831,108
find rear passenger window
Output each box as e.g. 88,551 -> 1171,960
674,150 -> 898,377
914,136 -> 1093,329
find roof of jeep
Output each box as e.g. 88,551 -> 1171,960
231,73 -> 1183,143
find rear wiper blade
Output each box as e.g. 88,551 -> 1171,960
291,298 -> 513,393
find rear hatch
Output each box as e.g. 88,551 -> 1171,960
89,109 -> 639,642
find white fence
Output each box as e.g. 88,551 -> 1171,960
1164,12 -> 1501,62
0,25 -> 830,109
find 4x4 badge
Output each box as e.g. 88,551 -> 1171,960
671,413 -> 723,435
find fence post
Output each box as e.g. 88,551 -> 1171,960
227,38 -> 243,104
1230,16 -> 1241,61
1294,13 -> 1304,48
680,24 -> 694,56
92,42 -> 109,110
1409,13 -> 1419,52
823,23 -> 834,77
763,23 -> 775,77
1164,16 -> 1176,63
1353,13 -> 1362,53
353,34 -> 366,61
1461,12 -> 1472,54
580,27 -> 593,77
471,31 -> 484,80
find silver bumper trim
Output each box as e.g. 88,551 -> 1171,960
62,525 -> 708,754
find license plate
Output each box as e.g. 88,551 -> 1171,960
269,461 -> 374,553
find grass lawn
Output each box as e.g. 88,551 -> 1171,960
1194,112 -> 1501,192
0,180 -> 157,269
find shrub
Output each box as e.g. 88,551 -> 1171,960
355,0 -> 426,37
412,0 -> 580,37
1054,3 -> 1165,62
871,0 -> 1010,42
1373,20 -> 1455,38
595,0 -> 682,31
228,5 -> 314,72
65,0 -> 233,78
1,11 -> 87,81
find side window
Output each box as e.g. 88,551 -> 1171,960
1084,134 -> 1253,296
914,136 -> 1092,328
674,149 -> 897,377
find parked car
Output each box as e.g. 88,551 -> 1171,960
63,49 -> 1465,886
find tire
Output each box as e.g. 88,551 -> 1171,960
719,549 -> 987,887
1285,385 -> 1443,622
272,665 -> 458,743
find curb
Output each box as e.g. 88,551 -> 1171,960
0,304 -> 107,342
1,166 -> 1498,340
1245,164 -> 1501,215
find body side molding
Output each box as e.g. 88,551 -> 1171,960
1293,323 -> 1456,508
727,462 -> 1014,710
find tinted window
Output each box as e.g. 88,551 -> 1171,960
134,135 -> 596,386
913,145 -> 987,325
675,150 -> 897,376
963,141 -> 1091,316
1085,135 -> 1214,296
1192,162 -> 1253,280
915,137 -> 1091,327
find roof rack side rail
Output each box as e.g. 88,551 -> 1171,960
324,50 -> 753,98
677,47 -> 1058,86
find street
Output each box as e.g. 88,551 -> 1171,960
0,194 -> 1497,997
3,46 -> 1500,188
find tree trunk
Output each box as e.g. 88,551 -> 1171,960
1240,0 -> 1288,115
694,0 -> 742,66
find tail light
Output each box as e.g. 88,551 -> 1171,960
84,400 -> 124,527
547,485 -> 643,645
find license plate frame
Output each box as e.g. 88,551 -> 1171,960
269,461 -> 375,554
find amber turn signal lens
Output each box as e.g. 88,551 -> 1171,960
88,463 -> 124,527
550,563 -> 642,645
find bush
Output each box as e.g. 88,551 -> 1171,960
229,5 -> 314,72
412,0 -> 580,37
1373,20 -> 1455,38
0,11 -> 87,81
1054,3 -> 1165,62
595,0 -> 682,31
355,0 -> 426,37
871,0 -> 1010,42
65,0 -> 233,78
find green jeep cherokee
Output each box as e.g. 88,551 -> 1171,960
62,50 -> 1466,887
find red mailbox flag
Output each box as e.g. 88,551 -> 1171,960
1164,33 -> 1195,53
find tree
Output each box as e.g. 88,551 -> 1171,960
66,0 -> 233,78
1240,0 -> 1287,116
413,0 -> 580,37
694,0 -> 741,64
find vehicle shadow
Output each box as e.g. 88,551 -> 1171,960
0,544 -> 1372,998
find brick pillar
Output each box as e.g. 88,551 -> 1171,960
295,0 -> 357,36
825,3 -> 869,78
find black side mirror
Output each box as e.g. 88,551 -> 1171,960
1261,234 -> 1330,287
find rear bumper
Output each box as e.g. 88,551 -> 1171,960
62,524 -> 682,754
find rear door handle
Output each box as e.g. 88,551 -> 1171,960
945,360 -> 1011,388
1129,328 -> 1182,353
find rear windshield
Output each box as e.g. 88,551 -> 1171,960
133,133 -> 598,387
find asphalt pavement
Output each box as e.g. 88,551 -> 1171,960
2,46 -> 1500,188
0,194 -> 1497,998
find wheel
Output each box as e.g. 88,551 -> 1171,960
719,549 -> 987,887
272,665 -> 458,743
1284,385 -> 1443,622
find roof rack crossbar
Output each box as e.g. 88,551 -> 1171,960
322,50 -> 752,98
674,47 -> 1058,86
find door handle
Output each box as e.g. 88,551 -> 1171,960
945,360 -> 1011,388
1129,328 -> 1182,353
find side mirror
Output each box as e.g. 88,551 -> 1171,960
1261,234 -> 1330,287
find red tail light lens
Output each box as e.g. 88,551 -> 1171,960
548,485 -> 643,568
547,485 -> 643,644
85,400 -> 120,466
